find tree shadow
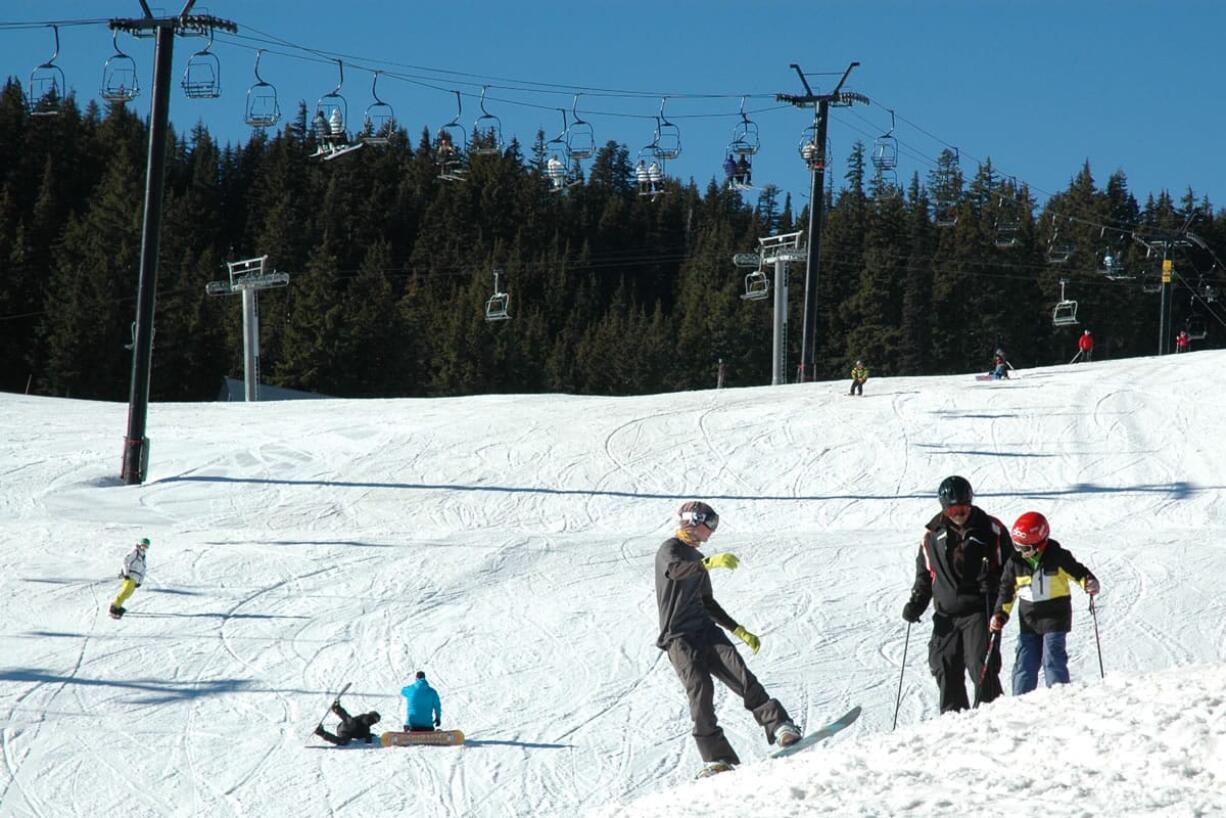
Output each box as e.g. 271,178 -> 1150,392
463,738 -> 572,750
0,667 -> 253,705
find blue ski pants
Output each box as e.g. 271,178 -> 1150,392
1012,631 -> 1070,695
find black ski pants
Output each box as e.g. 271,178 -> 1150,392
666,626 -> 790,764
318,704 -> 374,745
850,379 -> 864,396
927,611 -> 1002,713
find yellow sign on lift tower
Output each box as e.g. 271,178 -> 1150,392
1162,258 -> 1173,283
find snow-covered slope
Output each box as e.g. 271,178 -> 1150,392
1,352 -> 1223,818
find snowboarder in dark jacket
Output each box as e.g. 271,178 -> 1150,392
903,475 -> 1014,713
991,511 -> 1099,695
655,501 -> 800,777
314,700 -> 381,746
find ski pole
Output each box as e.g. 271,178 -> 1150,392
1089,597 -> 1105,678
973,630 -> 1000,708
1069,349 -> 1082,365
892,621 -> 912,731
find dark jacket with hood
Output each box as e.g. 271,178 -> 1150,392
655,536 -> 739,649
908,506 -> 1014,618
995,538 -> 1095,634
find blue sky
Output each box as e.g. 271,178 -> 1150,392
3,1 -> 1225,214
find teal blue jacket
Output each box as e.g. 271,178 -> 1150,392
401,679 -> 441,728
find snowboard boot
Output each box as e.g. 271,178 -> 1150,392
776,722 -> 802,747
696,759 -> 736,779
108,604 -> 125,619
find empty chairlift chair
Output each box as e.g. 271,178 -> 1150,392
243,50 -> 280,129
471,87 -> 503,156
741,267 -> 770,301
181,29 -> 222,99
28,25 -> 66,116
360,71 -> 395,145
1051,279 -> 1078,327
485,269 -> 511,322
566,94 -> 596,161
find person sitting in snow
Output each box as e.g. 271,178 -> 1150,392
991,349 -> 1010,380
314,699 -> 381,745
991,511 -> 1099,695
402,670 -> 442,731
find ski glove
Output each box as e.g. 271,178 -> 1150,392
989,612 -> 1008,632
703,553 -> 739,571
1084,576 -> 1100,596
733,626 -> 760,655
901,601 -> 923,623
434,717 -> 441,728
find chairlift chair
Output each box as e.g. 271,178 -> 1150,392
28,25 -> 66,116
635,144 -> 665,199
485,269 -> 511,322
437,91 -> 469,181
101,30 -> 140,104
871,109 -> 898,171
310,61 -> 362,160
993,197 -> 1021,249
798,125 -> 822,170
652,99 -> 681,161
729,97 -> 760,156
181,29 -> 221,99
360,71 -> 395,145
1185,314 -> 1207,341
243,50 -> 280,128
566,95 -> 596,160
470,87 -> 504,156
1139,266 -> 1162,294
740,268 -> 770,301
1045,240 -> 1074,265
545,110 -> 579,193
1051,279 -> 1078,327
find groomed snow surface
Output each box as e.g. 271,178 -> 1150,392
2,353 -> 1224,818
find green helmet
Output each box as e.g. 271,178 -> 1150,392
137,537 -> 151,549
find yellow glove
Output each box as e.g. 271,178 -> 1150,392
733,626 -> 760,655
702,553 -> 739,571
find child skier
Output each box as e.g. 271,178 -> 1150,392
314,699 -> 381,746
401,671 -> 442,731
655,501 -> 800,778
991,511 -> 1100,694
109,537 -> 149,619
991,349 -> 1010,380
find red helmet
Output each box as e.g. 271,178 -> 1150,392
1011,511 -> 1050,546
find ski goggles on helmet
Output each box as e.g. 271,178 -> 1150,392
943,503 -> 972,517
681,509 -> 719,532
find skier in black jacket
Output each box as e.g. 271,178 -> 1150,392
903,475 -> 1014,713
655,501 -> 800,777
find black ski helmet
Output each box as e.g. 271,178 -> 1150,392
937,475 -> 973,508
368,711 -> 381,724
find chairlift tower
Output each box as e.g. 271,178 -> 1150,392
778,61 -> 865,382
737,231 -> 805,385
111,1 -> 237,485
206,256 -> 290,401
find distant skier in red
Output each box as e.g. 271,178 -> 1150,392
1077,330 -> 1094,363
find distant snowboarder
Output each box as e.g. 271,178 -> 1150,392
109,537 -> 149,619
849,360 -> 868,396
655,501 -> 800,778
401,670 -> 442,731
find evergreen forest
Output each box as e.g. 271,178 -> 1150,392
1,79 -> 1223,402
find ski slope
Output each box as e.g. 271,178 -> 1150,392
1,352 -> 1224,818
